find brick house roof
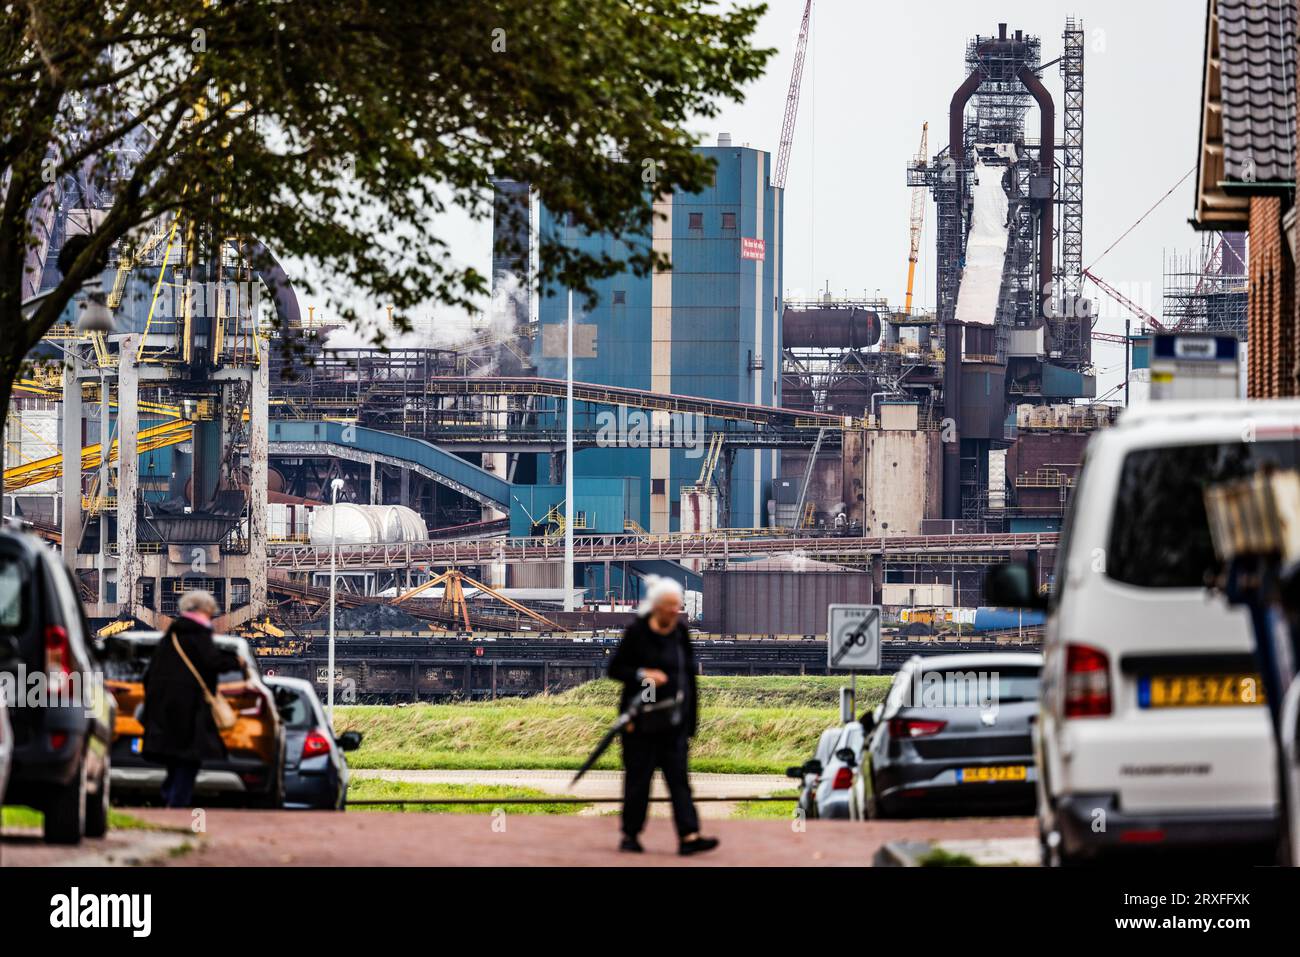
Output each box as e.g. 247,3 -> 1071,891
1195,0 -> 1297,228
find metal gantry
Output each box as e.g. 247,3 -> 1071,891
1059,18 -> 1085,298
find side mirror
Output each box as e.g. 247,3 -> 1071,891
337,730 -> 363,752
802,759 -> 823,777
984,561 -> 1049,611
785,765 -> 805,779
860,712 -> 875,734
835,747 -> 856,767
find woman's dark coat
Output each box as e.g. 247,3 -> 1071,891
141,616 -> 242,764
607,616 -> 698,736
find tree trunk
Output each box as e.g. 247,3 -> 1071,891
0,354 -> 18,509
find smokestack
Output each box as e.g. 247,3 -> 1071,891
999,23 -> 1007,39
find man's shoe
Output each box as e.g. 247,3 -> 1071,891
678,836 -> 720,856
619,835 -> 644,853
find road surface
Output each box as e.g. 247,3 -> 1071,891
12,809 -> 1031,866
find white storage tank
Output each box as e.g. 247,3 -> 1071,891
309,504 -> 428,545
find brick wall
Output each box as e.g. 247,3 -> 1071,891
1247,195 -> 1297,396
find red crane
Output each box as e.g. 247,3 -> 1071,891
773,0 -> 812,190
1082,267 -> 1168,334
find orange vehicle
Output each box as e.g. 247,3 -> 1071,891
101,630 -> 286,807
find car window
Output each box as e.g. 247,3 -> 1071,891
216,639 -> 258,683
1108,439 -> 1300,589
1050,450 -> 1086,607
918,666 -> 1040,707
814,728 -> 838,763
103,641 -> 153,682
277,687 -> 316,729
0,552 -> 28,634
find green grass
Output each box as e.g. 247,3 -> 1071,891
1,806 -> 158,831
335,675 -> 892,775
730,789 -> 801,820
346,778 -> 590,814
917,847 -> 978,867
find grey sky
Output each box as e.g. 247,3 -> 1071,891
328,1 -> 1208,400
712,0 -> 1206,398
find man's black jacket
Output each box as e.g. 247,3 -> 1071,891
607,616 -> 698,736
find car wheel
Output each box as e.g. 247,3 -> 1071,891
253,735 -> 287,809
865,773 -> 888,820
84,761 -> 110,838
44,756 -> 87,845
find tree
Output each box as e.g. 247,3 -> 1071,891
0,0 -> 772,420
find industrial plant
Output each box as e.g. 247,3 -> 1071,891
3,12 -> 1249,701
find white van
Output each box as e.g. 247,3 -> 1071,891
989,399 -> 1300,865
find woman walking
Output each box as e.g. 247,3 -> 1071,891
607,577 -> 718,856
142,590 -> 243,808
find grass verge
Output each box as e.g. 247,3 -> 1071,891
335,675 -> 890,775
346,778 -> 590,814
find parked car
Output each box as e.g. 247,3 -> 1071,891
857,652 -> 1042,819
988,399 -> 1295,865
787,726 -> 842,820
0,527 -> 115,843
812,721 -> 865,820
265,676 -> 361,810
103,630 -> 286,807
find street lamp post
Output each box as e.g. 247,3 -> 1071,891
564,289 -> 575,613
327,477 -> 345,726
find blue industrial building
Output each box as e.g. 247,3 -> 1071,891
533,138 -> 784,531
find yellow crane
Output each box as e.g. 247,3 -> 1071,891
903,122 -> 928,314
3,419 -> 193,492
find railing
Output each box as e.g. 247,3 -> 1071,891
266,531 -> 1059,570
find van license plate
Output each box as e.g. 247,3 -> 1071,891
1138,674 -> 1264,708
958,765 -> 1027,783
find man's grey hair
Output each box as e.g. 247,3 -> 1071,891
178,590 -> 219,617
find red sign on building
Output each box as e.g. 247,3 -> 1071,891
740,237 -> 766,261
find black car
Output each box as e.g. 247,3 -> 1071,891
0,528 -> 116,844
266,676 -> 361,810
859,652 -> 1042,819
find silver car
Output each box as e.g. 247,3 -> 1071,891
787,726 -> 841,820
812,722 -> 865,820
856,652 -> 1042,819
0,692 -> 11,805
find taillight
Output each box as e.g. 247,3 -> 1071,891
889,717 -> 947,738
831,766 -> 853,789
45,624 -> 72,694
302,729 -> 332,760
1064,643 -> 1112,717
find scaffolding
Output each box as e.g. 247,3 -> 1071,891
1162,232 -> 1248,339
1059,19 -> 1085,298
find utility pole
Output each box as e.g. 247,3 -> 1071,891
327,477 -> 345,726
564,289 -> 576,612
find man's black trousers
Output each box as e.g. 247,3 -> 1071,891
620,728 -> 700,839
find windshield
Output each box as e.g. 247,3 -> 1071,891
1108,439 -> 1300,589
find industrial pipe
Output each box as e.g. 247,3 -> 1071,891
1017,65 -> 1055,314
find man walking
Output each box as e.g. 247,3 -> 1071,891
607,576 -> 718,856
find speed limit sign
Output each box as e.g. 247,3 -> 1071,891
826,604 -> 881,670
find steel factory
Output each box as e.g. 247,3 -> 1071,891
3,13 -> 1247,699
